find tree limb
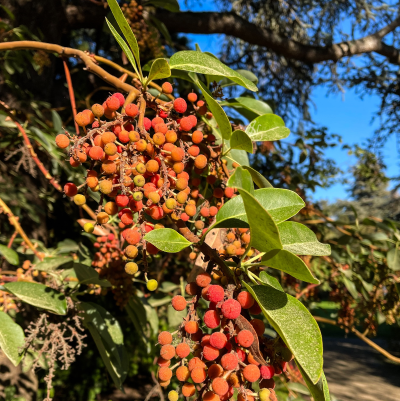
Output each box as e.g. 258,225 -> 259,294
155,11 -> 400,65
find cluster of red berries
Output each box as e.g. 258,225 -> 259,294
56,85 -> 238,282
155,271 -> 293,401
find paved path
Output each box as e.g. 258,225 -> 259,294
323,338 -> 400,401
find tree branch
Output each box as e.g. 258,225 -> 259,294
156,11 -> 400,65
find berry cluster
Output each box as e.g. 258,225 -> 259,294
156,271 -> 294,401
56,86 -> 239,288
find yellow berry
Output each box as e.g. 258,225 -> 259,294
74,194 -> 86,206
83,222 -> 94,233
147,279 -> 158,291
168,390 -> 179,401
125,262 -> 139,275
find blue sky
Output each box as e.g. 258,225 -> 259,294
177,1 -> 399,201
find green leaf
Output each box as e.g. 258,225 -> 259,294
243,282 -> 323,384
0,244 -> 19,266
387,247 -> 400,271
219,70 -> 258,88
80,302 -> 127,390
261,250 -> 319,284
146,58 -> 171,85
246,114 -> 290,141
227,166 -> 254,194
51,110 -> 62,133
259,271 -> 284,292
238,189 -> 282,254
0,311 -> 25,366
343,277 -> 359,299
148,16 -> 172,45
106,18 -> 140,78
56,239 -> 79,254
233,97 -> 273,116
297,363 -> 331,401
230,130 -> 253,153
279,222 -> 331,256
144,228 -> 192,252
4,282 -> 67,315
190,73 -> 232,140
168,304 -> 187,329
286,382 -> 311,395
211,188 -> 305,230
144,0 -> 180,12
73,263 -> 111,287
126,295 -> 149,345
223,148 -> 250,168
107,0 -> 141,76
35,256 -> 74,271
242,166 -> 273,188
170,51 -> 258,92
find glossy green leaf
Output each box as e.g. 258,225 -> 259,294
144,0 -> 180,12
387,247 -> 400,271
4,282 -> 67,315
242,166 -> 273,188
126,295 -> 149,345
223,148 -> 250,168
107,0 -> 141,75
246,114 -> 290,141
219,70 -> 258,88
243,283 -> 323,384
279,222 -> 331,256
73,263 -> 111,287
259,271 -> 284,292
238,189 -> 282,254
146,58 -> 171,84
170,51 -> 258,91
211,188 -> 305,231
56,239 -> 79,254
35,256 -> 74,271
144,228 -> 192,252
297,363 -> 331,401
230,130 -> 253,153
227,166 -> 254,194
190,73 -> 232,140
105,18 -> 140,78
80,302 -> 127,390
168,304 -> 187,329
0,244 -> 19,266
261,250 -> 319,284
235,97 -> 273,116
0,311 -> 25,366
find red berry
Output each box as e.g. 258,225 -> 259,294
237,291 -> 255,309
196,272 -> 212,288
64,183 -> 77,197
237,330 -> 254,348
116,195 -> 129,207
173,98 -> 187,113
125,103 -> 138,117
212,377 -> 229,396
207,285 -> 225,303
209,332 -> 227,349
180,116 -> 193,131
221,299 -> 241,319
220,353 -> 238,370
203,344 -> 220,361
250,319 -> 265,336
249,302 -> 262,315
209,206 -> 218,216
113,93 -> 125,107
243,365 -> 260,382
204,310 -> 220,329
260,365 -> 275,380
106,95 -> 120,111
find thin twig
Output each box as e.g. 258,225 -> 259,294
62,58 -> 80,135
0,196 -> 43,261
313,316 -> 400,364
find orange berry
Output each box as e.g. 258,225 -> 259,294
176,366 -> 190,381
171,295 -> 187,311
171,147 -> 185,162
188,145 -> 200,157
185,282 -> 198,296
182,383 -> 196,397
165,130 -> 177,143
212,378 -> 229,396
158,366 -> 172,381
174,98 -> 187,113
153,132 -> 166,146
104,142 -> 117,156
188,92 -> 198,103
89,146 -> 104,160
176,177 -> 188,191
96,212 -> 109,224
99,180 -> 113,194
191,367 -> 206,383
146,159 -> 159,173
102,131 -> 116,144
176,191 -> 188,204
92,103 -> 104,118
208,364 -> 223,379
192,130 -> 203,144
176,342 -> 191,358
173,162 -> 184,174
106,95 -> 120,111
129,130 -> 140,142
158,331 -> 173,345
101,160 -> 117,175
160,344 -> 175,360
135,139 -> 147,152
162,82 -> 173,94
185,204 -> 197,217
55,134 -> 70,149
194,154 -> 208,169
125,103 -> 138,117
184,321 -> 199,334
75,111 -> 90,127
243,364 -> 260,382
